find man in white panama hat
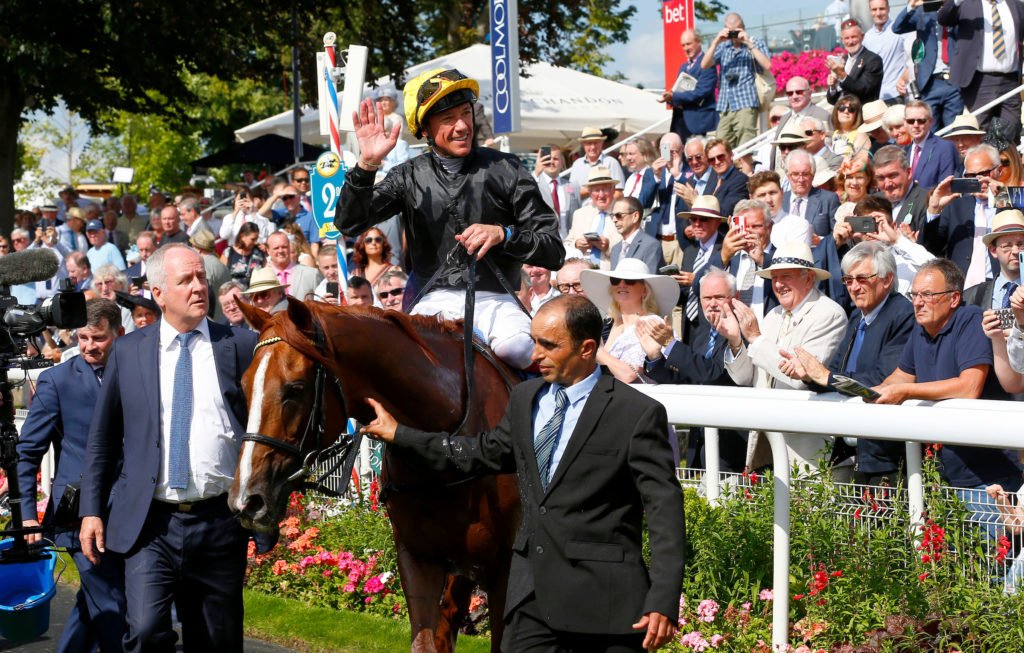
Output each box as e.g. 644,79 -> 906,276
568,127 -> 626,201
718,240 -> 849,473
564,166 -> 624,270
241,267 -> 289,314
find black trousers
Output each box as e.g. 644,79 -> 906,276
501,593 -> 646,653
962,71 -> 1021,144
123,495 -> 248,653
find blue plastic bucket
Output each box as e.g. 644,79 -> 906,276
0,537 -> 57,642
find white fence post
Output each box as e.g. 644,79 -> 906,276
704,427 -> 720,506
766,431 -> 790,651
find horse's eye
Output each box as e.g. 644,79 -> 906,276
282,382 -> 305,401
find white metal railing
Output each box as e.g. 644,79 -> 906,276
935,82 -> 1024,137
635,384 -> 1024,651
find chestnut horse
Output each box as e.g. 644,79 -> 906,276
229,297 -> 520,653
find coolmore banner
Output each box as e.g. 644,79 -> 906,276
490,0 -> 521,134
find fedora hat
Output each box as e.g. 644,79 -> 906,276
582,165 -> 617,187
772,125 -> 809,146
983,210 -> 1024,246
189,228 -> 217,252
579,258 -> 681,317
858,100 -> 888,134
242,267 -> 288,294
942,112 -> 986,138
755,241 -> 831,281
676,195 -> 724,221
579,126 -> 607,142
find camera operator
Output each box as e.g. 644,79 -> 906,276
701,12 -> 772,148
16,298 -> 126,652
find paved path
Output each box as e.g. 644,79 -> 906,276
1,583 -> 296,652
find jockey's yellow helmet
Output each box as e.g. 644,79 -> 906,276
404,68 -> 480,139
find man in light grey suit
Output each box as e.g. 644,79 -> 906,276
533,145 -> 581,240
264,231 -> 322,301
610,196 -> 664,274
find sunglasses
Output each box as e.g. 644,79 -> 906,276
363,236 -> 383,244
836,105 -> 856,113
378,287 -> 404,299
281,194 -> 297,200
964,166 -> 998,178
786,89 -> 808,96
804,129 -> 820,136
611,211 -> 637,220
293,177 -> 310,183
708,153 -> 729,164
905,118 -> 929,125
609,277 -> 640,286
1001,158 -> 1011,167
770,116 -> 782,124
686,154 -> 705,163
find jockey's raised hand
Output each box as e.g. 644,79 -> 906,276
353,98 -> 401,171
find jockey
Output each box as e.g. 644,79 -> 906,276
336,68 -> 564,368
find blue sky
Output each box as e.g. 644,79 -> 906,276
607,0 -> 846,87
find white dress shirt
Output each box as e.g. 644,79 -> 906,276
976,0 -> 1019,73
155,319 -> 238,502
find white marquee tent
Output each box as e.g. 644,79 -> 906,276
234,44 -> 669,152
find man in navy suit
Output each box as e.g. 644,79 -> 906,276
905,101 -> 958,188
892,0 -> 964,131
781,242 -> 916,484
939,0 -> 1024,142
639,268 -> 748,472
920,144 -> 1002,283
662,29 -> 718,141
647,133 -> 687,268
80,243 -> 261,652
783,150 -> 842,237
703,138 -> 749,216
826,19 -> 884,105
17,299 -> 127,653
610,197 -> 664,274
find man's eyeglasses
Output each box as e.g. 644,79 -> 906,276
363,236 -> 383,244
556,282 -> 583,293
609,277 -> 640,286
836,105 -> 856,113
840,273 -> 878,286
908,289 -> 956,302
708,153 -> 729,164
905,118 -> 929,125
995,240 -> 1024,253
963,166 -> 998,178
378,287 -> 404,299
611,211 -> 637,220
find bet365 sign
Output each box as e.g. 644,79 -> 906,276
663,0 -> 696,92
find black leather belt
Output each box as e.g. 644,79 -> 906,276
153,494 -> 227,513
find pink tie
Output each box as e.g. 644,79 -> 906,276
551,178 -> 561,216
628,173 -> 642,197
910,145 -> 921,177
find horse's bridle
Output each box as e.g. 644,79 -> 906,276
242,332 -> 354,487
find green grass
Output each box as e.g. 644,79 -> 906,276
56,555 -> 493,652
243,590 -> 494,653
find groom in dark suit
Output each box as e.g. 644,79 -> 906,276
80,243 -> 260,652
362,295 -> 685,652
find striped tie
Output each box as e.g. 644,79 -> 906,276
168,330 -> 200,490
685,247 -> 709,321
534,388 -> 569,490
992,0 -> 1006,62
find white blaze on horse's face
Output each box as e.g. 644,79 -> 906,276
237,351 -> 272,511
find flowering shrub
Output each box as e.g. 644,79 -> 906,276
245,491 -> 406,620
770,49 -> 844,93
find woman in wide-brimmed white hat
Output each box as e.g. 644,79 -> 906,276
580,258 -> 680,383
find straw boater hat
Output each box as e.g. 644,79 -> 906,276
858,100 -> 889,133
982,210 -> 1024,246
242,267 -> 288,294
582,165 -> 617,187
755,241 -> 831,281
772,125 -> 810,146
579,258 -> 681,317
189,228 -> 216,252
66,207 -> 86,222
579,126 -> 607,142
942,112 -> 987,138
676,195 -> 724,221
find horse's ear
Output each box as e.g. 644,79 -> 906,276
285,296 -> 315,332
237,300 -> 271,331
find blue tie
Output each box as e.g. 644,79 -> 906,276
845,320 -> 867,374
704,329 -> 718,360
168,330 -> 200,490
590,212 -> 607,265
1001,282 -> 1018,309
534,388 -> 569,490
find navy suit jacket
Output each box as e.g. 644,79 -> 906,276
81,320 -> 258,554
825,48 -> 884,104
907,133 -> 958,189
17,355 -> 106,522
647,170 -> 684,239
919,195 -> 999,274
704,165 -> 748,216
611,230 -> 664,274
624,168 -> 658,210
784,188 -> 842,237
939,0 -> 1024,89
892,6 -> 942,93
668,55 -> 718,139
819,294 -> 916,473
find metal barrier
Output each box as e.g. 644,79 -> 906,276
635,384 -> 1024,650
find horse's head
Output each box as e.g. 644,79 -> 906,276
229,297 -> 348,531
